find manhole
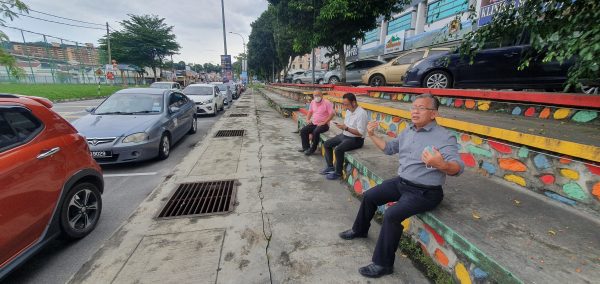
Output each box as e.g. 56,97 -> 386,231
235,106 -> 250,108
214,129 -> 245,137
158,180 -> 237,218
229,113 -> 248,117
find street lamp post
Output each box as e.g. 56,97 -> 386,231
228,32 -> 246,71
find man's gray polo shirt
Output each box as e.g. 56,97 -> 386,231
383,120 -> 464,187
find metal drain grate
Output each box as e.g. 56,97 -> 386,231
235,106 -> 250,108
158,180 -> 237,218
229,113 -> 248,117
214,129 -> 245,137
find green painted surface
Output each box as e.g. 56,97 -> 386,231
563,182 -> 588,201
571,110 -> 598,123
517,147 -> 529,158
467,145 -> 493,158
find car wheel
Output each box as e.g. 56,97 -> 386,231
581,85 -> 599,95
370,75 -> 386,87
188,117 -> 198,134
158,133 -> 171,160
294,79 -> 302,84
328,76 -> 339,84
423,70 -> 452,88
60,182 -> 102,240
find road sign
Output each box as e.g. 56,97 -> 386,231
221,55 -> 232,82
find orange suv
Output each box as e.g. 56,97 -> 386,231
0,94 -> 103,279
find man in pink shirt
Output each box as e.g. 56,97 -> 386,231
298,90 -> 335,156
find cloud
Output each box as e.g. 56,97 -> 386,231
3,0 -> 268,64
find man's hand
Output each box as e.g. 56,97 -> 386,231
367,121 -> 378,137
421,147 -> 445,169
335,122 -> 346,130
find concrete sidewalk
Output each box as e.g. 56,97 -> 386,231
69,91 -> 428,283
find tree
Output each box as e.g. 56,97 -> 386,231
175,60 -> 186,70
458,0 -> 599,92
0,0 -> 28,78
269,0 -> 403,82
99,14 -> 180,81
247,7 -> 279,81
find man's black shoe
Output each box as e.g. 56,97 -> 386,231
304,149 -> 315,156
339,229 -> 367,240
297,148 -> 307,153
358,263 -> 393,278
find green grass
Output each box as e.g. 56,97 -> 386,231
0,84 -> 134,101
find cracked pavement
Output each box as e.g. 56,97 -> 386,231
68,90 -> 428,284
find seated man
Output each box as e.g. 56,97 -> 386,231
339,93 -> 464,278
298,91 -> 335,156
320,93 -> 368,180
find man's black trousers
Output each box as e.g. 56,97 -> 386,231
352,176 -> 443,267
323,134 -> 364,174
300,123 -> 329,151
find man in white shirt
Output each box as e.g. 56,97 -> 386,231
320,93 -> 369,180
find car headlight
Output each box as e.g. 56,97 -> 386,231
123,132 -> 148,143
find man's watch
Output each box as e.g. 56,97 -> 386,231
344,126 -> 349,131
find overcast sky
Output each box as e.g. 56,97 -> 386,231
3,0 -> 268,64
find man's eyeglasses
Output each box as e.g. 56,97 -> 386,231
410,106 -> 436,112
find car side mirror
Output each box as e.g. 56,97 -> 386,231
169,106 -> 180,113
391,61 -> 399,66
85,106 -> 95,113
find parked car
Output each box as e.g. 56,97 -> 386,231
323,59 -> 385,85
72,88 -> 197,164
150,82 -> 182,90
183,84 -> 224,116
212,82 -> 233,105
403,39 -> 594,92
362,48 -> 450,86
0,94 -> 103,279
284,70 -> 306,83
293,70 -> 326,84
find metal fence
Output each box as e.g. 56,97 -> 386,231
0,26 -> 139,85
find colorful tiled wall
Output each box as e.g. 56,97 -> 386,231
369,92 -> 599,124
330,102 -> 600,214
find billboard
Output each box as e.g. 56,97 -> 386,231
478,0 -> 520,27
220,55 -> 233,82
383,31 -> 405,55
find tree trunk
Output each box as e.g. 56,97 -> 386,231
339,45 -> 347,83
152,66 -> 158,82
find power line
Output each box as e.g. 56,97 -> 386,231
14,12 -> 105,30
28,8 -> 104,26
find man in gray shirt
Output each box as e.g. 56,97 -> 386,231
339,94 -> 464,278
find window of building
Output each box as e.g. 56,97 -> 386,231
292,65 -> 295,69
363,28 -> 380,44
299,64 -> 303,69
426,0 -> 468,24
388,13 -> 412,35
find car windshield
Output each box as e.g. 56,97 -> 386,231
184,86 -> 213,96
150,83 -> 173,89
95,93 -> 163,115
428,50 -> 450,57
216,84 -> 228,91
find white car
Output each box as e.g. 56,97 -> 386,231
182,84 -> 224,116
150,81 -> 182,90
211,82 -> 233,105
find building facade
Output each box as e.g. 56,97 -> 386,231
8,41 -> 100,65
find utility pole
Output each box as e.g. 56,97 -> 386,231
106,22 -> 111,65
221,0 -> 228,55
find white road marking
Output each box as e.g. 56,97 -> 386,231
103,172 -> 158,178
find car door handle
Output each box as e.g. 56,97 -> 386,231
504,52 -> 519,57
37,147 -> 61,160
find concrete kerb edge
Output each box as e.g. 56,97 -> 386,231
290,104 -> 522,284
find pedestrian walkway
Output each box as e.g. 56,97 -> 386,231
69,90 -> 428,283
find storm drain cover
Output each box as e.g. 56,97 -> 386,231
229,113 -> 248,117
236,106 -> 250,108
214,129 -> 245,137
158,180 -> 237,218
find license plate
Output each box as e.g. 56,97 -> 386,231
91,151 -> 112,158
